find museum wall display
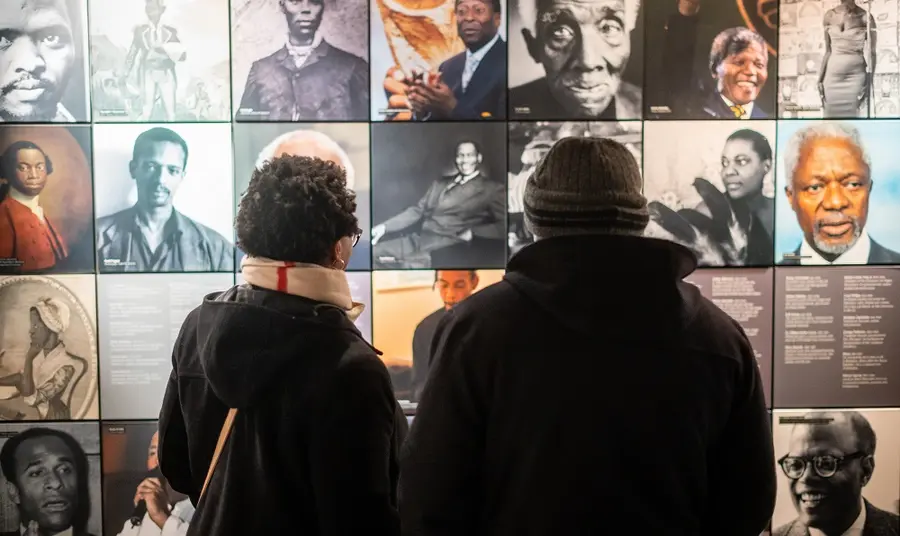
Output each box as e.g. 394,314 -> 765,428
0,0 -> 897,533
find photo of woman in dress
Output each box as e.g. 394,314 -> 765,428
818,0 -> 876,118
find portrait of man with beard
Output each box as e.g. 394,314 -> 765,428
778,121 -> 900,266
507,0 -> 643,120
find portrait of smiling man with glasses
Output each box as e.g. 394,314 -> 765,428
773,411 -> 900,536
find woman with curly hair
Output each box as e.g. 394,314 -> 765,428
157,155 -> 406,536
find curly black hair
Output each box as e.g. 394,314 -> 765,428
235,155 -> 358,264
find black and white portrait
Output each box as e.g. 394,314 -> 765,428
102,422 -> 194,536
643,120 -> 776,267
371,123 -> 507,269
88,0 -> 232,122
772,409 -> 900,536
231,0 -> 369,121
92,124 -> 235,273
0,0 -> 91,123
0,423 -> 101,536
0,275 -> 98,421
644,0 -> 775,120
507,0 -> 644,120
232,123 -> 371,270
0,126 -> 95,274
507,121 -> 642,256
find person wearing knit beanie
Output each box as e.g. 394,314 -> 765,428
522,136 -> 649,240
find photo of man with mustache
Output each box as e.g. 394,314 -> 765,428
778,121 -> 900,265
0,0 -> 89,123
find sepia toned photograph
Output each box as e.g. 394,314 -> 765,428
775,120 -> 900,265
0,0 -> 91,123
88,0 -> 233,122
370,0 -> 508,121
0,126 -> 94,274
508,0 -> 644,120
0,422 -> 102,535
643,120 -> 776,267
644,0 -> 776,120
372,269 -> 504,401
102,421 -> 194,536
507,121 -> 642,256
232,123 -> 372,270
0,275 -> 99,421
97,273 -> 234,420
371,123 -> 507,269
232,0 -> 369,121
778,0 -> 900,119
771,409 -> 900,535
92,124 -> 235,273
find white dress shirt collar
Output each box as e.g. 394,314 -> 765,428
800,230 -> 871,265
8,188 -> 45,222
808,498 -> 866,536
465,32 -> 500,63
720,93 -> 755,119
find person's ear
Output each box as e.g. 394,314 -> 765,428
128,160 -> 137,180
861,454 -> 875,486
6,481 -> 20,505
784,185 -> 794,207
523,28 -> 540,63
763,159 -> 772,175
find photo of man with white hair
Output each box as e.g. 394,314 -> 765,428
0,295 -> 89,420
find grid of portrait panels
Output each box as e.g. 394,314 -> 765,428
0,0 -> 899,533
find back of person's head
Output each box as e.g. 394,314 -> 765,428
235,155 -> 359,266
523,137 -> 648,240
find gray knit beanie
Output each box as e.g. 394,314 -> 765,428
523,136 -> 649,239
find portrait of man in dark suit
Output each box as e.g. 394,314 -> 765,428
698,26 -> 770,119
95,127 -> 233,273
509,0 -> 642,120
371,138 -> 506,269
0,428 -> 96,536
406,0 -> 507,120
234,0 -> 369,121
780,122 -> 900,266
774,411 -> 900,536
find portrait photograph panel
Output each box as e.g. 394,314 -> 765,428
372,269 -> 504,402
508,0 -> 643,120
369,0 -> 507,121
0,0 -> 91,123
232,0 -> 370,122
507,121 -> 643,256
98,273 -> 234,420
643,120 -> 776,267
778,0 -> 899,119
232,122 -> 372,270
771,408 -> 900,535
88,0 -> 233,122
0,422 -> 102,536
92,123 -> 235,274
773,265 -> 900,409
775,120 -> 900,266
102,421 -> 194,536
0,275 -> 99,421
371,122 -> 507,269
0,126 -> 94,274
644,0 -> 777,120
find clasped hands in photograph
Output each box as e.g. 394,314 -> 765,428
383,66 -> 457,120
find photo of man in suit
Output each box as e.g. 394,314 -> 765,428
0,427 -> 96,536
234,0 -> 369,121
95,127 -> 233,273
371,139 -> 505,268
699,27 -> 770,119
509,0 -> 642,119
408,270 -> 479,402
780,122 -> 900,265
774,411 -> 900,536
406,0 -> 507,120
0,142 -> 69,272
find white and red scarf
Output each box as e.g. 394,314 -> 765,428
240,256 -> 365,322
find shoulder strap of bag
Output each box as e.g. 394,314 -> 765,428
200,408 -> 238,501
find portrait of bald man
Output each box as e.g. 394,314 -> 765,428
773,411 -> 900,536
232,123 -> 372,269
0,0 -> 90,123
777,121 -> 900,266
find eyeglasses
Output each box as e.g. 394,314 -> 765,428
778,452 -> 867,479
350,229 -> 362,247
